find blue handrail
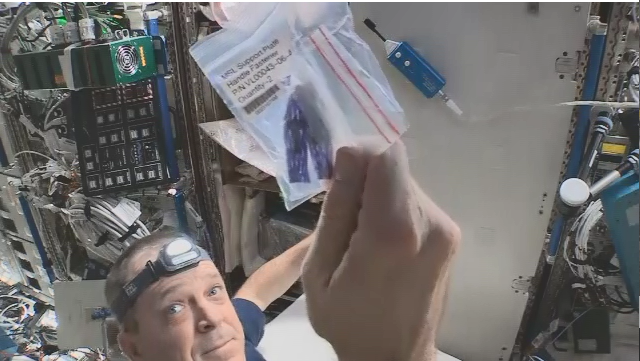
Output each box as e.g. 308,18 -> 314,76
547,31 -> 607,260
146,17 -> 188,232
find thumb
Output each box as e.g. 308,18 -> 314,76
303,146 -> 368,293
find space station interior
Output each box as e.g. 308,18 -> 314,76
0,2 -> 638,361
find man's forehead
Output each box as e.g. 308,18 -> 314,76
147,262 -> 221,296
126,247 -> 161,275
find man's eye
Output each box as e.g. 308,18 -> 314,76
168,304 -> 184,315
209,286 -> 222,297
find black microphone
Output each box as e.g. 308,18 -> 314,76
578,111 -> 613,181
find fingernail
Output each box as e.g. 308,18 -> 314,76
334,147 -> 364,182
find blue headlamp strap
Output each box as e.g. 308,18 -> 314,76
111,238 -> 211,321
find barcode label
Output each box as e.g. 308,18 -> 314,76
243,84 -> 280,115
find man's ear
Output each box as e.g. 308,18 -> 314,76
118,330 -> 142,361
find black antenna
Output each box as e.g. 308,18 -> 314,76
363,18 -> 386,42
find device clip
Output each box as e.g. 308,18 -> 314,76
95,231 -> 110,247
116,223 -> 140,244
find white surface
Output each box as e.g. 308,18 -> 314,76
53,280 -> 109,349
350,3 -> 590,360
560,178 -> 590,206
222,185 -> 245,272
258,295 -> 460,361
240,190 -> 266,275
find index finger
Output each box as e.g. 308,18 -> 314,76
356,141 -> 425,249
302,146 -> 368,293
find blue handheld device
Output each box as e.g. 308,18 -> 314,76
601,171 -> 639,310
385,41 -> 446,98
364,18 -> 462,116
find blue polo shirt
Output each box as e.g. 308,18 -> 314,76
232,298 -> 267,361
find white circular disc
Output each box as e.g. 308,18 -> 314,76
559,178 -> 590,207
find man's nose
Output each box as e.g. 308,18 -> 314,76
194,296 -> 224,333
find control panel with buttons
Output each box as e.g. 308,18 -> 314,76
71,79 -> 171,195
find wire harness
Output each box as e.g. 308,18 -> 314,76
65,195 -> 151,264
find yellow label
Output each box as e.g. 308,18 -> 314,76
601,142 -> 627,155
139,46 -> 146,67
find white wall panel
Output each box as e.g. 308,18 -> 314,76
53,280 -> 109,349
351,3 -> 590,360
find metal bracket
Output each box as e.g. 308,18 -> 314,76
587,16 -> 608,36
512,277 -> 533,294
555,55 -> 579,79
545,254 -> 556,264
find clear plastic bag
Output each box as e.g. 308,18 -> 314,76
199,118 -> 276,177
191,3 -> 407,209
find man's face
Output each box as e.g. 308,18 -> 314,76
121,261 -> 245,361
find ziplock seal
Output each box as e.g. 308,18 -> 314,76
309,26 -> 400,143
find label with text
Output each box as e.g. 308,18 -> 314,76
217,35 -> 293,118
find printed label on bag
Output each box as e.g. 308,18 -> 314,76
218,35 -> 293,117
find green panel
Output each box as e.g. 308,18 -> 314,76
37,54 -> 53,89
21,55 -> 40,90
70,46 -> 86,88
14,50 -> 66,90
96,45 -> 116,87
49,50 -> 67,88
87,46 -> 107,87
108,36 -> 157,84
13,37 -> 157,90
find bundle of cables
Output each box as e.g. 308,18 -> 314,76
605,284 -> 635,313
16,150 -> 80,211
0,3 -> 60,90
0,295 -> 36,332
564,199 -> 603,284
563,199 -> 636,313
0,294 -> 45,355
40,348 -> 103,361
65,194 -> 151,264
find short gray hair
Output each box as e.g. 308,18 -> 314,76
105,229 -> 187,329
